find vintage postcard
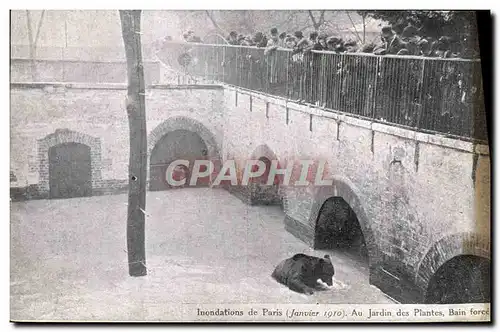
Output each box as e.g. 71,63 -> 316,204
9,9 -> 491,323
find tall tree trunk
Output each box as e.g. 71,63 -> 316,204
119,10 -> 147,277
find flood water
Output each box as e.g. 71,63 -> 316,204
11,188 -> 393,321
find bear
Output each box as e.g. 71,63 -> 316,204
271,253 -> 335,295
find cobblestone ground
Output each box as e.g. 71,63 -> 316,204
11,188 -> 393,321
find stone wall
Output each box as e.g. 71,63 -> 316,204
221,86 -> 490,303
9,81 -> 491,304
10,59 -> 161,85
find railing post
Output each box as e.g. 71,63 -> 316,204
286,51 -> 290,99
204,48 -> 209,82
222,46 -> 226,83
338,53 -> 344,112
309,52 -> 313,103
371,56 -> 380,120
415,58 -> 426,130
236,47 -> 240,87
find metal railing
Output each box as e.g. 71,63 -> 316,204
157,42 -> 487,142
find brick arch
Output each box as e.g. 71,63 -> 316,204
308,175 -> 380,267
148,116 -> 222,185
250,144 -> 279,162
249,144 -> 280,184
148,116 -> 221,161
37,128 -> 102,193
415,232 -> 491,292
243,144 -> 282,205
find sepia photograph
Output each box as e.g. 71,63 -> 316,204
8,7 -> 491,323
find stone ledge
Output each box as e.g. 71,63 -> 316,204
11,82 -> 128,90
288,103 -> 340,120
150,84 -> 224,90
10,82 -> 224,91
11,58 -> 158,65
426,133 -> 474,152
284,215 -> 314,247
373,122 -> 416,141
339,114 -> 373,130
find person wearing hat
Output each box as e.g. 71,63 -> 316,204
294,31 -> 304,40
326,36 -> 339,51
307,32 -> 327,106
343,39 -> 358,53
241,35 -> 255,46
279,32 -> 287,48
228,31 -> 239,45
266,27 -> 280,51
284,35 -> 297,49
270,27 -> 279,38
317,33 -> 328,50
326,36 -> 346,53
264,27 -> 283,95
253,31 -> 268,48
401,25 -> 419,41
292,31 -> 310,54
401,24 -> 429,56
237,34 -> 245,45
288,31 -> 308,101
373,25 -> 405,55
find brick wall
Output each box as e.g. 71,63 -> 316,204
10,83 -> 225,199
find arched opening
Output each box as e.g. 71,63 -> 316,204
313,197 -> 368,262
249,156 -> 281,206
149,129 -> 209,191
425,255 -> 491,304
251,156 -> 275,185
49,142 -> 92,199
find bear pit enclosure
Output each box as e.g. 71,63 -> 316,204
10,188 -> 393,321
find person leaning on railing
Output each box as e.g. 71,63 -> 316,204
284,35 -> 297,49
278,32 -> 287,48
263,28 -> 281,94
253,31 -> 268,48
227,31 -> 240,45
373,25 -> 406,55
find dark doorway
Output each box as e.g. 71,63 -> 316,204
258,157 -> 271,184
149,130 -> 209,191
250,156 -> 281,206
49,142 -> 92,199
425,255 -> 491,304
313,197 -> 368,261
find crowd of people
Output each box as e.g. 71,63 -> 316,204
180,24 -> 478,59
161,25 -> 483,139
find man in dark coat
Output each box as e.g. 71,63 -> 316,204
373,25 -> 406,55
